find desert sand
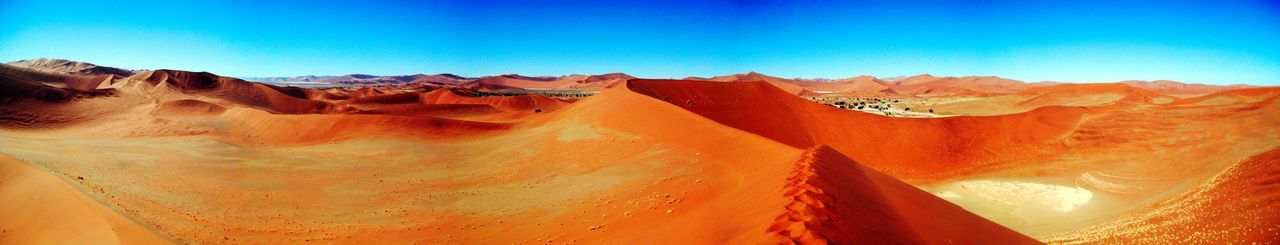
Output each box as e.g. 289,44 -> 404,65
1,60 -> 1277,244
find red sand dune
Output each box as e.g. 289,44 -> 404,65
707,72 -> 810,95
222,107 -> 512,145
0,153 -> 169,244
628,79 -> 1084,180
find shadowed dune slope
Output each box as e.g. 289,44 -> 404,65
0,72 -> 74,102
626,79 -> 1085,180
0,63 -> 120,91
125,70 -> 331,114
6,58 -> 135,78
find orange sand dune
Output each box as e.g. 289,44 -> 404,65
1018,83 -> 1178,107
473,73 -> 632,90
628,79 -> 1084,180
0,153 -> 169,244
708,72 -> 1041,97
1044,146 -> 1280,243
124,70 -> 332,114
348,103 -> 501,118
523,84 -> 1036,243
765,145 -> 1037,244
222,107 -> 513,145
150,99 -> 226,117
923,82 -> 1184,116
793,75 -> 903,96
418,89 -> 570,112
1168,87 -> 1280,107
891,75 -> 1028,96
707,72 -> 809,95
1120,80 -> 1255,97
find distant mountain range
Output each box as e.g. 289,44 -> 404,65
6,58 -> 140,78
5,58 -> 1258,96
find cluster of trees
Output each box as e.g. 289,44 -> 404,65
467,90 -> 597,98
820,98 -> 938,115
831,100 -> 881,110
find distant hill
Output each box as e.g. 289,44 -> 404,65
6,58 -> 138,78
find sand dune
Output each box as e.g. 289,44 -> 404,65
6,58 -> 136,78
0,63 -> 120,92
125,70 -> 332,114
0,61 -> 1277,243
473,73 -> 633,90
0,153 -> 169,244
627,79 -> 1084,180
1120,80 -> 1255,97
1044,147 -> 1280,243
418,89 -> 570,112
1018,83 -> 1177,107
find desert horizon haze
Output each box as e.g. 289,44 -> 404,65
3,0 -> 1280,244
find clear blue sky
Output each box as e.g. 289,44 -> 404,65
2,0 -> 1279,85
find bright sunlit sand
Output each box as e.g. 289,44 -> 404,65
928,179 -> 1096,234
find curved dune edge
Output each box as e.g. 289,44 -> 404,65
767,145 -> 1038,244
569,85 -> 1038,243
625,79 -> 1086,181
1042,147 -> 1280,243
0,153 -> 170,244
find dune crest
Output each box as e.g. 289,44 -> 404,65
767,145 -> 1038,244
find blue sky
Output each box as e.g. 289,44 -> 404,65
2,0 -> 1278,85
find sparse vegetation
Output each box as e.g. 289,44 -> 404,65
806,96 -> 947,118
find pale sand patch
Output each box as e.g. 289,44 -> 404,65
556,123 -> 603,142
927,179 -> 1094,235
